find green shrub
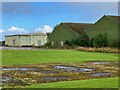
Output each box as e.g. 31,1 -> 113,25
89,38 -> 94,47
44,42 -> 51,47
65,33 -> 89,47
65,40 -> 75,46
92,33 -> 108,48
75,33 -> 89,47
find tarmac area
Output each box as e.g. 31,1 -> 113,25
0,46 -> 48,50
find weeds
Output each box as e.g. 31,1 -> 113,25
76,47 -> 118,54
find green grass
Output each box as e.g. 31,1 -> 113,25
26,77 -> 118,88
2,50 -> 118,65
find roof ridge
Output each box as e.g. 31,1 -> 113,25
62,22 -> 93,24
62,23 -> 79,36
105,15 -> 120,17
62,23 -> 93,35
105,15 -> 120,23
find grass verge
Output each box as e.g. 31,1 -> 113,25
26,77 -> 118,88
2,50 -> 118,65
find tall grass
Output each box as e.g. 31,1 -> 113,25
76,47 -> 118,54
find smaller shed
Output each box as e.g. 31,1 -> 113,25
5,32 -> 47,47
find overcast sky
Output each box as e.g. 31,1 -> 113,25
0,2 -> 118,40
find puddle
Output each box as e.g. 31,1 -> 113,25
40,70 -> 57,74
54,65 -> 94,72
89,61 -> 110,65
88,72 -> 112,77
41,76 -> 70,82
2,67 -> 40,71
2,67 -> 57,74
2,62 -> 118,87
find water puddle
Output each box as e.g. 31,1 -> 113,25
41,76 -> 70,82
88,72 -> 112,77
2,67 -> 40,71
2,62 -> 118,87
89,61 -> 110,65
40,70 -> 57,74
2,67 -> 57,74
54,65 -> 94,72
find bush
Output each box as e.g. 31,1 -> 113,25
89,38 -> 94,47
64,33 -> 109,48
92,33 -> 108,48
65,33 -> 89,47
76,33 -> 89,47
65,39 -> 76,46
44,42 -> 51,47
65,40 -> 71,46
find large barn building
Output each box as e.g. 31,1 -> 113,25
48,23 -> 93,46
5,32 -> 47,47
86,15 -> 120,46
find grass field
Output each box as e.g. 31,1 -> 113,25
26,77 -> 118,88
2,50 -> 118,65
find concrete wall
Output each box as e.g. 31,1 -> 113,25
30,35 -> 47,46
5,35 -> 47,46
5,36 -> 20,46
20,36 -> 30,46
48,23 -> 79,46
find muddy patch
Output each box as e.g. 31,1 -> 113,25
2,61 -> 119,87
1,74 -> 29,86
40,76 -> 70,82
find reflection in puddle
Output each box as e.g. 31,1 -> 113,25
54,65 -> 94,72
